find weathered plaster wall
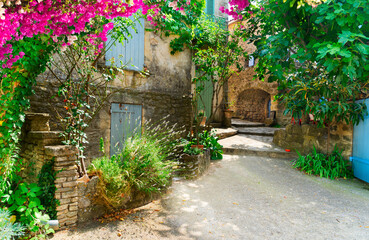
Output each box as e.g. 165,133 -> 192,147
214,0 -> 228,18
29,23 -> 192,162
273,123 -> 353,158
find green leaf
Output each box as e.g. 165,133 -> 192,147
16,206 -> 27,212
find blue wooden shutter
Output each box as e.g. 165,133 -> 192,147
206,0 -> 214,15
106,17 -> 145,71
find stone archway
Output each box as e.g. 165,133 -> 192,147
236,89 -> 271,123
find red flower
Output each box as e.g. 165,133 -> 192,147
285,149 -> 291,152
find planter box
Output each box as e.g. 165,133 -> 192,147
77,176 -> 163,223
177,150 -> 210,179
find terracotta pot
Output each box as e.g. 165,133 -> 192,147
191,145 -> 204,150
224,110 -> 234,119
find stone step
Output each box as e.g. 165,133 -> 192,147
219,134 -> 297,159
231,118 -> 265,128
213,128 -> 238,139
25,131 -> 64,146
24,112 -> 51,131
234,127 -> 284,137
210,122 -> 222,128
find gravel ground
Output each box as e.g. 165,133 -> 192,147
52,155 -> 369,240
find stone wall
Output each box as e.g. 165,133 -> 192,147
77,176 -> 162,223
20,113 -> 80,229
29,24 -> 192,162
20,113 -> 63,183
45,145 -> 79,229
176,150 -> 211,179
273,123 -> 353,158
227,21 -> 290,126
236,88 -> 271,122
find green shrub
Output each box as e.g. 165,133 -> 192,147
199,130 -> 223,160
182,130 -> 223,159
89,118 -> 181,209
1,181 -> 55,239
0,208 -> 25,240
38,159 -> 59,220
183,143 -> 203,156
293,146 -> 353,180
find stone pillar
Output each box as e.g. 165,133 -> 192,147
45,145 -> 79,229
20,113 -> 63,183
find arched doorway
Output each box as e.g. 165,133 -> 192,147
236,89 -> 271,123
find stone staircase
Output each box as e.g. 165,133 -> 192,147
219,118 -> 297,159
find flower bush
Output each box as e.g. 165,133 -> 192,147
0,0 -> 158,68
0,0 -> 185,194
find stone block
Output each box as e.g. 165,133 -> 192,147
291,125 -> 302,135
24,113 -> 51,132
55,187 -> 75,193
57,217 -> 67,223
57,169 -> 78,178
57,209 -> 68,216
26,131 -> 63,140
63,181 -> 77,188
55,193 -> 61,200
56,204 -> 69,211
272,129 -> 286,145
53,157 -> 70,163
285,134 -> 303,144
69,205 -> 78,211
64,218 -> 77,226
55,177 -> 67,183
285,124 -> 294,134
66,211 -> 78,218
67,176 -> 78,181
55,165 -> 77,172
78,197 -> 91,209
45,145 -> 78,157
62,191 -> 78,199
58,198 -> 71,205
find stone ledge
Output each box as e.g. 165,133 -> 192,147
24,112 -> 51,131
27,131 -> 63,139
45,145 -> 78,157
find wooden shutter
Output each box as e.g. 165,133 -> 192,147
206,0 -> 214,15
106,17 -> 145,71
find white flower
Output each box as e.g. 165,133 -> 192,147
168,1 -> 177,8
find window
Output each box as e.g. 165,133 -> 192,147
249,56 -> 255,67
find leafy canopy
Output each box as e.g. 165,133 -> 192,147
242,0 -> 369,126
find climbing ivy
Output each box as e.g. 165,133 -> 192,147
148,0 -> 206,54
38,159 -> 59,220
0,36 -> 57,195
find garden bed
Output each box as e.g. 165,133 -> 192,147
176,150 -> 211,179
77,176 -> 164,223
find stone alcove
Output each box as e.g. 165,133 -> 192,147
235,88 -> 271,123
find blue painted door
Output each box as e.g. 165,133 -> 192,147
110,103 -> 142,156
352,99 -> 369,183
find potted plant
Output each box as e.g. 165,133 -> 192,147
224,109 -> 234,119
